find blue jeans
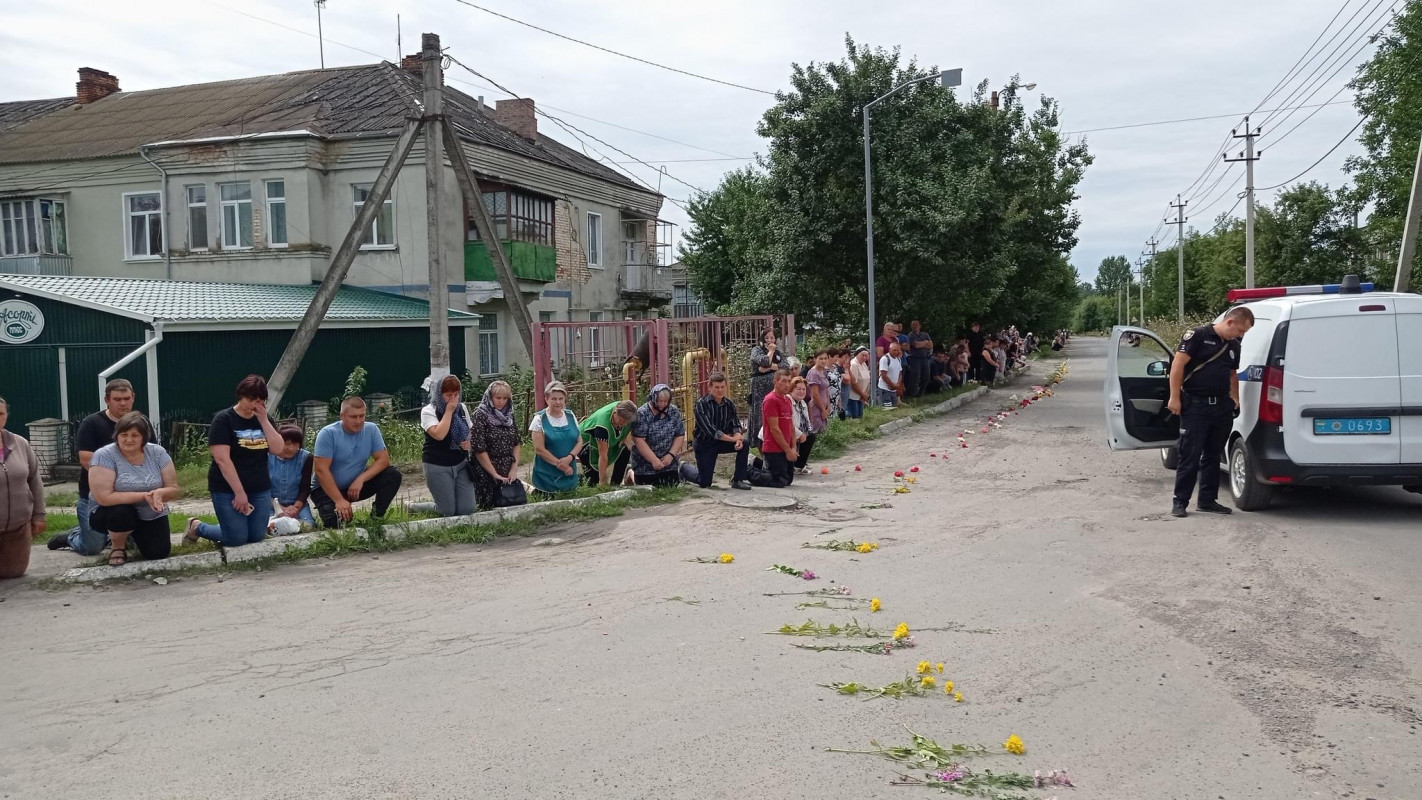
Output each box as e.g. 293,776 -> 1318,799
878,388 -> 899,408
845,398 -> 864,419
66,495 -> 109,555
197,491 -> 273,547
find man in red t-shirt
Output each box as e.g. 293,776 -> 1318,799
760,367 -> 798,487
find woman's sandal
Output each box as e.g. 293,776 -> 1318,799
107,547 -> 127,566
182,517 -> 201,545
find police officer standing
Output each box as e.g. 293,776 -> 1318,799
1167,306 -> 1255,517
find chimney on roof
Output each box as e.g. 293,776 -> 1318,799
494,98 -> 537,140
76,68 -> 119,104
400,53 -> 422,73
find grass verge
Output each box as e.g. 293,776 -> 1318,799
51,486 -> 690,582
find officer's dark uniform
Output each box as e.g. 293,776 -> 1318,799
1173,324 -> 1240,510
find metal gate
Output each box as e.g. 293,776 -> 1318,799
531,315 -> 796,419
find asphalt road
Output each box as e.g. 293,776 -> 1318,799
2,338 -> 1418,800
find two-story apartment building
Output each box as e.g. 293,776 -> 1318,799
0,60 -> 672,387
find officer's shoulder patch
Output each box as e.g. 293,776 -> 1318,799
1183,330 -> 1195,340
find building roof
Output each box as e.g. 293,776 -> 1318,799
0,274 -> 478,329
0,63 -> 652,196
0,98 -> 71,133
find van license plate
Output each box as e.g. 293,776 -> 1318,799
1313,417 -> 1391,435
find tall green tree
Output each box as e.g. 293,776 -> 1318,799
681,36 -> 1091,339
1093,255 -> 1131,296
1347,0 -> 1422,286
1255,182 -> 1366,286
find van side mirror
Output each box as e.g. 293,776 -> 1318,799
1146,360 -> 1168,377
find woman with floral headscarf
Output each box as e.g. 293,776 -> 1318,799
420,374 -> 475,516
630,383 -> 685,487
470,380 -> 522,510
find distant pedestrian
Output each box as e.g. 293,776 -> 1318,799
847,347 -> 871,419
760,368 -> 798,487
306,395 -> 403,527
470,381 -> 522,510
630,384 -> 686,487
747,328 -> 783,452
878,342 -> 905,407
966,322 -> 985,382
268,424 -> 316,528
906,320 -> 933,397
51,379 -> 135,555
90,412 -> 179,566
579,400 -> 637,487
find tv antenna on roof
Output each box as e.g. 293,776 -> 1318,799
315,0 -> 328,69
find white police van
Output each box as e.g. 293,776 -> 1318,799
1103,276 -> 1422,510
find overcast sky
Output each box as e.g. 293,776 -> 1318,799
1,0 -> 1393,284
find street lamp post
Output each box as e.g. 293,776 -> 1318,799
863,68 -> 962,353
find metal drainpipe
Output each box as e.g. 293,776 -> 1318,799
139,145 -> 171,280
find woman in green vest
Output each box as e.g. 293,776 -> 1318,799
529,381 -> 582,495
578,399 -> 637,487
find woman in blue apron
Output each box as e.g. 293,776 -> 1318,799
529,380 -> 582,496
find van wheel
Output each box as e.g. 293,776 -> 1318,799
1160,446 -> 1179,470
1229,441 -> 1273,511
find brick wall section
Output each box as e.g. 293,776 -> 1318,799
76,68 -> 119,104
494,99 -> 537,140
555,199 -> 590,284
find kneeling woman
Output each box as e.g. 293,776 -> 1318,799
88,412 -> 180,566
529,381 -> 581,496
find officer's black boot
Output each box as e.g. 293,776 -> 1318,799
1197,500 -> 1233,514
1170,500 -> 1188,518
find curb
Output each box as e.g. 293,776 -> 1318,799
875,386 -> 990,437
58,486 -> 654,582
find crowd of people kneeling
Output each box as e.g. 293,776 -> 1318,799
15,320 -> 1050,573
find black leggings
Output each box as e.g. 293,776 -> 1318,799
90,505 -> 172,561
793,433 -> 817,470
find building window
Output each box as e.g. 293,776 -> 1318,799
219,181 -> 253,249
354,184 -> 395,248
539,311 -> 556,324
186,186 -> 208,251
1,198 -> 67,257
123,192 -> 163,259
265,180 -> 287,247
586,212 -> 602,268
466,187 -> 552,245
623,221 -> 642,264
587,310 -> 604,361
478,313 -> 500,376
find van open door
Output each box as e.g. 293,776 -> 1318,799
1103,325 -> 1180,451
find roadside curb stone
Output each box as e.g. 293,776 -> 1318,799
57,486 -> 655,582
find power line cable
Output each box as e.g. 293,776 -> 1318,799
446,55 -> 703,211
1193,170 -> 1246,217
1251,0 -> 1360,113
1061,100 -> 1351,135
1258,112 -> 1370,191
1257,0 -> 1396,129
446,0 -> 777,96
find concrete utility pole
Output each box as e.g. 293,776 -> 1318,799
269,119 -> 423,408
1169,195 -> 1188,321
422,33 -> 450,381
1224,117 -> 1263,289
1393,134 -> 1422,292
1124,271 -> 1131,325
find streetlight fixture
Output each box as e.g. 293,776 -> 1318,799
863,68 -> 962,354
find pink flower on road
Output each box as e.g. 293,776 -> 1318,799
802,570 -> 817,580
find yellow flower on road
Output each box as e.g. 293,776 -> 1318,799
718,553 -> 734,563
920,676 -> 936,689
944,680 -> 954,693
953,690 -> 964,703
916,660 -> 931,675
870,597 -> 882,613
1004,734 -> 1025,755
935,662 -> 944,674
855,542 -> 878,553
893,623 -> 911,640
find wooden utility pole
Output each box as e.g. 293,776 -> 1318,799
422,33 -> 450,381
1393,134 -> 1422,292
443,122 -> 535,358
1224,117 -> 1263,289
268,119 -> 422,408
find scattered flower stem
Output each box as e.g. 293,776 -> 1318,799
767,618 -> 886,638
